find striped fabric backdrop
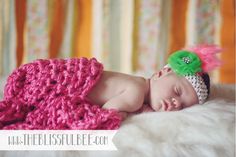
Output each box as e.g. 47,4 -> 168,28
0,0 -> 234,83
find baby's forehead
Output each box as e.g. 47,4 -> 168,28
171,74 -> 193,89
167,71 -> 185,80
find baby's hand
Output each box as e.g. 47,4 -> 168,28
118,111 -> 128,120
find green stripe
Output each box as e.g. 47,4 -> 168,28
109,0 -> 121,72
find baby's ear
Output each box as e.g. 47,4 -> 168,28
151,67 -> 172,78
162,67 -> 172,74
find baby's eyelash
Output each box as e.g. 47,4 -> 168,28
175,87 -> 180,96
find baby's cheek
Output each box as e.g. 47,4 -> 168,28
183,103 -> 195,109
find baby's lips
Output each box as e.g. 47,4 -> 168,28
160,100 -> 168,111
162,99 -> 175,111
158,71 -> 162,77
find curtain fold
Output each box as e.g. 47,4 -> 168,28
8,0 -> 17,74
25,0 -> 49,63
158,0 -> 172,67
2,0 -> 17,76
74,0 -> 92,58
186,0 -> 219,45
108,0 -> 121,72
0,1 -> 2,76
0,0 -> 234,83
49,0 -> 67,58
15,0 -> 26,67
134,0 -> 166,77
101,0 -> 110,69
120,0 -> 134,74
59,0 -> 74,58
132,0 -> 140,73
219,0 -> 235,83
92,0 -> 103,61
169,0 -> 187,54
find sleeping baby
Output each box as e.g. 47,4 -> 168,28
0,45 -> 221,129
87,45 -> 221,118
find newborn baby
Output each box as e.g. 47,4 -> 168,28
88,45 -> 220,119
87,68 -> 209,117
0,45 -> 221,129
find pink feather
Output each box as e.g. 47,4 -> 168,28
184,44 -> 222,72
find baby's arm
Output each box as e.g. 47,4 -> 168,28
102,88 -> 144,118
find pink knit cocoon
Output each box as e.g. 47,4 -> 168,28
0,58 -> 121,130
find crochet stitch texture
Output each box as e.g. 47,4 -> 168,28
0,58 -> 121,129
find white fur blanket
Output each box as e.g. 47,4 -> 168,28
0,77 -> 235,157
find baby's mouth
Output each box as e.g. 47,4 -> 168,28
160,100 -> 171,111
160,100 -> 167,111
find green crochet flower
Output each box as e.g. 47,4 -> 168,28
167,50 -> 202,76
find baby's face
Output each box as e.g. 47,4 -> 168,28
149,68 -> 199,112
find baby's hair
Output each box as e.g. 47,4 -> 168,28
201,73 -> 210,97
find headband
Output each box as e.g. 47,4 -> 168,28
167,45 -> 222,104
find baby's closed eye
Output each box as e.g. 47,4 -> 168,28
174,86 -> 182,96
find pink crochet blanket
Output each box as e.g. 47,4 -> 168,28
0,58 -> 121,130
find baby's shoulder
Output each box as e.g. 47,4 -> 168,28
103,71 -> 146,108
128,77 -> 146,91
124,76 -> 146,99
124,78 -> 146,109
102,71 -> 146,93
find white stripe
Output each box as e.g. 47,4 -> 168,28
60,0 -> 74,58
186,0 -> 197,45
212,3 -> 221,83
92,0 -> 103,61
9,0 -> 16,72
120,0 -> 134,74
0,1 -> 3,77
109,0 -> 121,71
158,0 -> 172,68
1,0 -> 9,75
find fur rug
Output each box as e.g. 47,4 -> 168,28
0,83 -> 234,157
